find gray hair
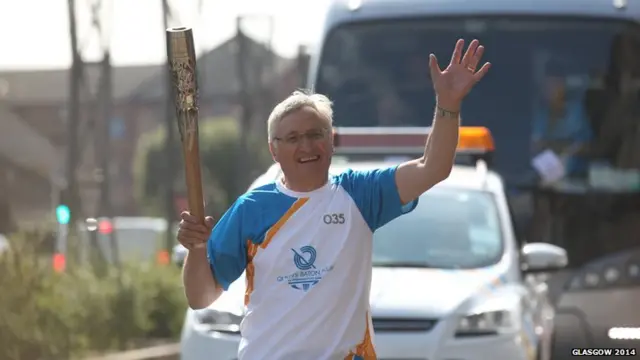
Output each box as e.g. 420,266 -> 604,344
267,90 -> 334,141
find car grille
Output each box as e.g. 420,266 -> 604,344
372,317 -> 438,332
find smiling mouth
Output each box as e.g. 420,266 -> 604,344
298,155 -> 320,164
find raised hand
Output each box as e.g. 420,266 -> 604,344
429,39 -> 491,111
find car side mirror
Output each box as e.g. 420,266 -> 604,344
521,242 -> 568,273
172,244 -> 187,268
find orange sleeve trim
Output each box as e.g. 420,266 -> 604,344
260,197 -> 309,249
245,197 -> 309,306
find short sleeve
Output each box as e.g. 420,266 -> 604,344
206,198 -> 248,291
338,166 -> 418,231
572,102 -> 593,143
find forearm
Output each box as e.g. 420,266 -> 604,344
182,248 -> 222,309
395,37 -> 488,201
421,104 -> 460,178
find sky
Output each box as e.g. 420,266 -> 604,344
0,0 -> 330,70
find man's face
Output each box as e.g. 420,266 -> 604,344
269,106 -> 333,184
544,77 -> 566,109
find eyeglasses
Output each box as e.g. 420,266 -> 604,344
273,128 -> 329,146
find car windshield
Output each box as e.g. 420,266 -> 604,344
372,188 -> 503,269
316,17 -> 640,181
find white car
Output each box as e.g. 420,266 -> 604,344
178,157 -> 568,360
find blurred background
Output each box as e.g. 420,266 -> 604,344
0,0 -> 326,358
0,0 -> 328,226
2,0 -> 640,359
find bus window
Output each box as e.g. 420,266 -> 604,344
315,17 -> 640,183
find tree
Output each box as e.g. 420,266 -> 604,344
133,117 -> 272,218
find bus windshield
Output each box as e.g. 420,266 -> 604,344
315,17 -> 640,182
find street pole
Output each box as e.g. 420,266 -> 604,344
54,204 -> 71,272
162,0 -> 176,251
56,222 -> 69,270
235,16 -> 252,195
297,45 -> 308,88
99,51 -> 120,266
65,0 -> 82,227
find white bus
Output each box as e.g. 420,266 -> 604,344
308,0 -> 640,358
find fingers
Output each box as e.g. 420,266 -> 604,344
178,227 -> 207,239
467,45 -> 484,71
179,219 -> 210,234
177,211 -> 213,249
473,62 -> 492,82
180,211 -> 200,224
460,39 -> 480,67
180,211 -> 212,232
177,229 -> 207,244
449,39 -> 464,65
428,54 -> 441,81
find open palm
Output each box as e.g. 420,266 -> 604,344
429,39 -> 491,111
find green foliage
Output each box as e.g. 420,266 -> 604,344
133,117 -> 272,218
0,229 -> 187,360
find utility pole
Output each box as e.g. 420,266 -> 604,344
98,51 -> 120,265
97,57 -> 112,219
297,45 -> 309,88
95,0 -> 119,266
162,0 -> 176,251
235,16 -> 252,195
65,0 -> 83,229
258,16 -> 275,137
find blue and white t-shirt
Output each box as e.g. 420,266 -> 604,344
207,166 -> 418,360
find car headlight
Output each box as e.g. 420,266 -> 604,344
194,308 -> 242,334
455,310 -> 515,337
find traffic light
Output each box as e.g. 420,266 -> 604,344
55,205 -> 71,225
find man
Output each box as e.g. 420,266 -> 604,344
177,39 -> 490,360
531,74 -> 593,178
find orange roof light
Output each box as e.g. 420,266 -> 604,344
332,126 -> 494,155
458,127 -> 495,152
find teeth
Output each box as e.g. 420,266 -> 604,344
300,156 -> 319,162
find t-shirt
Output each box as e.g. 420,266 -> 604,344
207,166 -> 418,360
532,93 -> 593,175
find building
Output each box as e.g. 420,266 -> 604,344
0,105 -> 60,230
0,33 -> 309,223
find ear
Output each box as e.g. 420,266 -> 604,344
268,141 -> 278,162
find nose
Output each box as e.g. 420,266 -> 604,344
298,136 -> 313,151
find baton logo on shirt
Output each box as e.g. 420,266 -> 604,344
293,246 -> 316,270
276,245 -> 334,292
